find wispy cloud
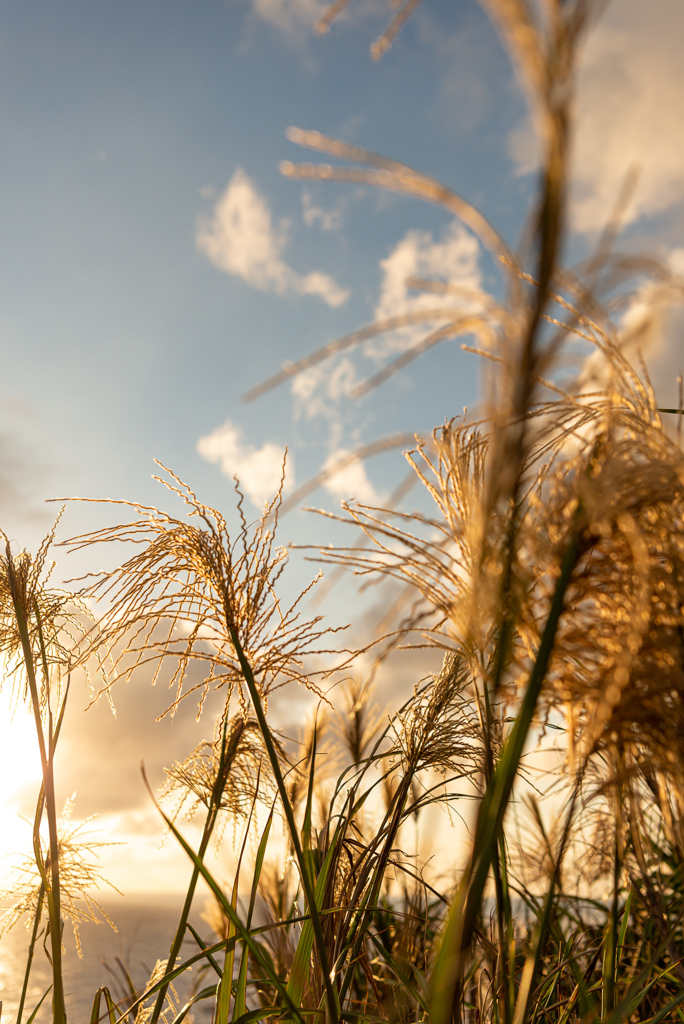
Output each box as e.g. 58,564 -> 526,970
375,221 -> 482,324
242,0 -> 378,40
578,247 -> 684,409
197,169 -> 349,307
322,448 -> 379,504
196,418 -> 293,507
245,0 -> 327,36
288,220 -> 484,427
301,190 -> 343,232
291,356 -> 359,427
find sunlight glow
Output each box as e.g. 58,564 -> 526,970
0,684 -> 43,883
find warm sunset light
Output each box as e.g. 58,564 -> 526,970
2,0 -> 684,1019
0,685 -> 42,882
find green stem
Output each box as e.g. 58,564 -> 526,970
150,713 -> 233,1024
6,550 -> 66,1024
16,882 -> 45,1024
149,817 -> 215,1023
431,524 -> 581,1024
337,770 -> 414,1010
227,622 -> 340,1024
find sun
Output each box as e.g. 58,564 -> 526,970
0,684 -> 43,883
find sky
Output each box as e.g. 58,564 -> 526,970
1,0 -> 684,911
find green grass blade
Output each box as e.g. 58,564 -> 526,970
227,625 -> 340,1024
104,987 -> 119,1024
232,1010 -> 292,1024
26,987 -> 52,1024
112,935 -> 243,1024
431,524 -> 581,1024
616,886 -> 634,971
642,989 -> 684,1024
170,985 -> 220,1024
235,811 -> 274,1019
301,721 -> 319,882
16,883 -> 45,1024
88,987 -> 118,1024
185,922 -> 223,978
215,922 -> 235,1024
601,934 -> 684,1024
369,932 -> 428,1012
219,773 -> 264,1024
339,1013 -> 389,1024
284,821 -> 341,1013
139,765 -> 305,1024
89,988 -> 104,1024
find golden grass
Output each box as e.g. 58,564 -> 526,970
4,1 -> 684,1022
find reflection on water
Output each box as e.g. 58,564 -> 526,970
0,894 -> 215,1022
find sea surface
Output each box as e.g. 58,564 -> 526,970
0,894 -> 216,1022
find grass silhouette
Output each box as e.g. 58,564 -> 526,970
4,1 -> 684,1021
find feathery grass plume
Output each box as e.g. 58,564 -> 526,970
299,420 -> 490,642
161,713 -> 266,830
0,521 -> 103,1024
0,520 -> 95,708
132,958 -> 180,1024
63,465 -> 348,1024
336,677 -> 382,766
62,463 -> 346,717
521,358 -> 684,782
0,796 -> 120,957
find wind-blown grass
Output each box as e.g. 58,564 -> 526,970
3,1 -> 684,1022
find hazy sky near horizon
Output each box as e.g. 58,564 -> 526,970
2,0 -> 684,900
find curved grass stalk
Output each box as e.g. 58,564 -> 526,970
431,521 -> 582,1024
6,551 -> 67,1024
227,623 -> 341,1024
15,880 -> 45,1024
150,713 -> 254,1023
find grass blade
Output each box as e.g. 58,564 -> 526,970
432,523 -> 581,1024
26,988 -> 52,1024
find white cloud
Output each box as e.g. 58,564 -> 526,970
578,250 -> 684,412
288,221 -> 485,429
197,419 -> 293,507
197,169 -> 349,307
291,356 -> 359,425
375,220 -> 481,322
302,190 -> 343,231
509,0 -> 684,233
246,0 -> 326,35
243,0 -> 380,39
322,449 -> 380,504
371,220 -> 484,357
668,247 -> 684,279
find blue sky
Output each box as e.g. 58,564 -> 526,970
2,0 -> 684,902
3,0 -> 682,557
0,0 -> 526,554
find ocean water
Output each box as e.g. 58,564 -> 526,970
0,894 -> 216,1022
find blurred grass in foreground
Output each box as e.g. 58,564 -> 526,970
4,1 -> 684,1022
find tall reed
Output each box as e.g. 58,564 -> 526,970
4,2 -> 684,1023
0,523 -> 106,1023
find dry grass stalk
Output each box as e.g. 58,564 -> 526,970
61,462 -> 347,718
